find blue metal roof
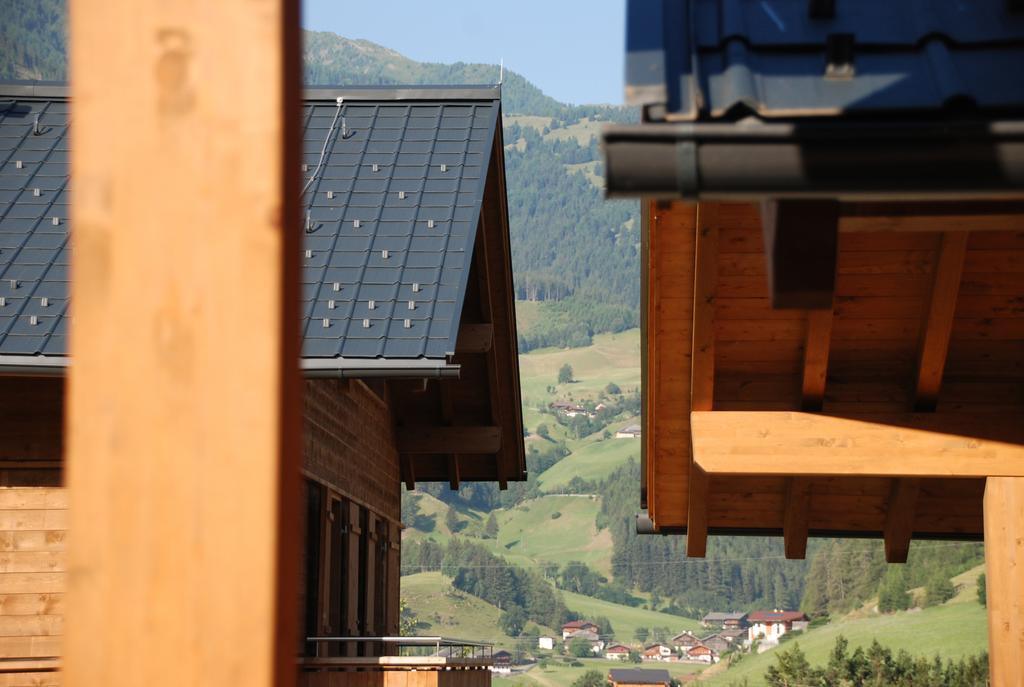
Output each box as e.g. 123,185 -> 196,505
0,85 -> 502,369
625,0 -> 1024,120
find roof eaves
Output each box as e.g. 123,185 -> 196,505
0,355 -> 460,379
0,81 -> 502,103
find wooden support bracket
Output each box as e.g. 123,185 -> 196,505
761,200 -> 839,309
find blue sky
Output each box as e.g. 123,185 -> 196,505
302,0 -> 627,105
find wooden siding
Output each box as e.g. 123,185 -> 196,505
0,487 -> 65,686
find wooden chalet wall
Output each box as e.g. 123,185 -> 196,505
0,487 -> 64,685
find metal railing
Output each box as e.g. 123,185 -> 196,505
306,636 -> 494,660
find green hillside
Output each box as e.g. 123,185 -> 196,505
561,590 -> 701,642
702,579 -> 989,686
403,571 -> 557,648
494,495 -> 613,575
536,433 -> 640,491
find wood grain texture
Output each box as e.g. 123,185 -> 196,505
984,477 -> 1024,687
646,202 -> 698,528
691,411 -> 1024,477
66,2 -> 302,685
801,309 -> 834,411
686,204 -> 718,555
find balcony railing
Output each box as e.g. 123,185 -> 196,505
299,637 -> 494,687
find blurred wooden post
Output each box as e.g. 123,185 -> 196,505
66,1 -> 302,686
985,477 -> 1024,687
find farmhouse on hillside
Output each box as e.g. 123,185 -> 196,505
490,651 -> 514,675
685,644 -> 719,664
699,634 -> 730,655
537,636 -> 555,651
561,619 -> 601,639
669,630 -> 702,649
605,644 -> 633,661
747,611 -> 809,645
604,1 -> 1024,682
608,668 -> 672,687
641,644 -> 674,662
701,612 -> 748,630
0,82 -> 525,687
615,424 -> 642,439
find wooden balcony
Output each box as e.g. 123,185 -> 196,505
298,656 -> 492,687
299,637 -> 493,687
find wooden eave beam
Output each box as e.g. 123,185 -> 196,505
838,201 -> 1024,233
801,308 -> 834,412
691,411 -> 1024,477
687,203 -> 718,558
760,200 -> 839,309
984,477 -> 1024,687
883,478 -> 920,563
397,426 -> 502,455
438,380 -> 461,490
783,478 -> 811,560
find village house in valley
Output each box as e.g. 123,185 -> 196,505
641,643 -> 674,662
604,644 -> 632,661
747,611 -> 809,646
615,424 -> 642,439
700,612 -> 748,631
0,82 -> 525,687
561,619 -> 600,639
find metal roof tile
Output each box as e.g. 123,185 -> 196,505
626,0 -> 1024,120
0,89 -> 501,366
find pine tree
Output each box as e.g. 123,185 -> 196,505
484,512 -> 499,539
878,567 -> 911,613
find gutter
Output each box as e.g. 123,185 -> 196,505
603,119 -> 1024,200
0,355 -> 460,380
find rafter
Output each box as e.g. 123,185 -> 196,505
783,478 -> 811,559
915,231 -> 969,411
760,200 -> 839,309
801,308 -> 835,411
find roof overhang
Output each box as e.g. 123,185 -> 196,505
603,119 -> 1024,200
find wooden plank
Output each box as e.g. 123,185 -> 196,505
0,635 -> 61,659
0,573 -> 65,595
454,324 -> 493,354
691,411 -> 1024,477
0,531 -> 65,553
0,615 -> 62,638
883,478 -> 920,563
0,511 -> 66,532
0,490 -> 66,511
646,201 -> 697,527
687,203 -> 717,556
397,427 -> 501,454
66,1 -> 302,685
984,477 -> 1024,687
760,200 -> 839,309
801,308 -> 834,411
915,232 -> 969,410
783,478 -> 810,559
0,593 -> 63,616
838,201 -> 1024,233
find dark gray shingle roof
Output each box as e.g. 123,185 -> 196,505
626,0 -> 1024,120
608,669 -> 671,685
0,84 -> 501,369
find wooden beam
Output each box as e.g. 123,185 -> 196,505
645,201 -> 697,528
687,203 -> 718,557
984,477 -> 1024,687
691,411 -> 1024,477
783,478 -> 811,560
397,426 -> 502,455
839,201 -> 1024,233
686,460 -> 709,558
455,323 -> 493,354
438,381 -> 461,490
760,200 -> 839,309
801,308 -> 834,411
915,232 -> 969,411
66,1 -> 302,685
883,478 -> 920,563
